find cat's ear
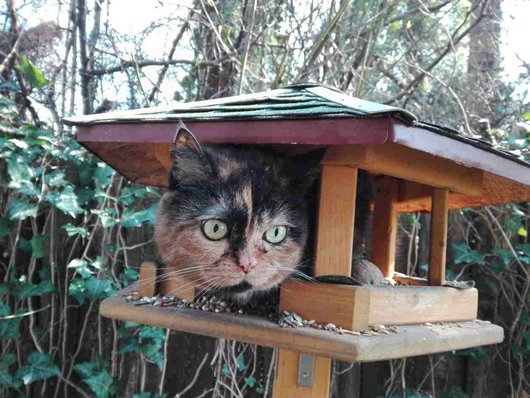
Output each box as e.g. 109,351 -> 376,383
169,121 -> 212,188
174,121 -> 203,154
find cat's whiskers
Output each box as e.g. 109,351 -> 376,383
136,264 -> 211,287
269,263 -> 317,283
163,277 -> 215,309
190,278 -> 223,306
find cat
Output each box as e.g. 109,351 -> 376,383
154,122 -> 383,302
154,122 -> 321,301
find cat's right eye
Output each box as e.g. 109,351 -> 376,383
202,219 -> 228,240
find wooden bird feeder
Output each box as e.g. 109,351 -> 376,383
65,84 -> 530,397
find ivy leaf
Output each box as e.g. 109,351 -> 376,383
0,217 -> 12,238
9,198 -> 38,220
0,302 -> 21,339
7,157 -> 35,188
74,363 -> 116,398
46,170 -> 68,187
121,205 -> 157,228
139,326 -> 165,345
55,186 -> 84,217
93,163 -> 115,188
91,209 -> 118,228
62,223 -> 89,238
67,259 -> 92,278
0,283 -> 8,295
236,355 -> 247,371
453,243 -> 485,265
245,376 -> 256,387
141,344 -> 163,369
0,354 -> 19,388
118,337 -> 141,354
15,352 -> 60,385
17,280 -> 55,299
31,234 -> 45,259
16,56 -> 50,88
492,248 -> 513,267
68,275 -> 114,304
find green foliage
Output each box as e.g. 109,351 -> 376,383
439,386 -> 469,398
452,347 -> 490,361
0,354 -> 19,389
16,56 -> 51,88
386,388 -> 432,397
119,324 -> 166,370
74,355 -> 117,398
0,302 -> 21,340
132,393 -> 167,398
453,243 -> 485,265
15,352 -> 60,385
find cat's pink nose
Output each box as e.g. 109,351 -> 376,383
237,250 -> 257,273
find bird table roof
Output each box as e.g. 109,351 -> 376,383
64,83 -> 530,212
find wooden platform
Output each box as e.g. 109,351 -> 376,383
100,287 -> 504,363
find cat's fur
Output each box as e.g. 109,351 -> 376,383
155,124 -> 320,301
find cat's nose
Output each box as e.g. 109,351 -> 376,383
237,250 -> 257,273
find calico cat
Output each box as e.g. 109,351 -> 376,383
154,123 -> 321,301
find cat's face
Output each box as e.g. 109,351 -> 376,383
155,126 -> 318,300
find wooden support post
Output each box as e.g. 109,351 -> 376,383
429,189 -> 449,286
158,274 -> 196,302
314,165 -> 358,276
272,350 -> 331,398
138,261 -> 158,297
370,177 -> 399,277
275,163 -> 357,398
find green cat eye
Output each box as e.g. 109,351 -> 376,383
264,226 -> 287,244
202,219 -> 228,240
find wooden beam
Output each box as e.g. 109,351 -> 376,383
323,144 -> 483,196
371,177 -> 399,277
280,281 -> 370,330
314,165 -> 358,277
138,261 -> 157,297
158,275 -> 196,302
272,350 -> 331,398
280,281 -> 478,329
100,285 -> 503,363
275,160 -> 359,398
429,189 -> 449,286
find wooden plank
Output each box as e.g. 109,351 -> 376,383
323,144 -> 483,196
158,275 -> 196,302
393,273 -> 428,286
280,282 -> 478,328
138,261 -> 157,297
100,286 -> 503,363
429,189 -> 449,286
395,172 -> 530,213
314,165 -> 357,277
371,177 -> 399,277
367,286 -> 478,325
280,281 -> 370,330
276,161 -> 358,398
272,350 -> 331,398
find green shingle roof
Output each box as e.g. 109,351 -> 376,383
63,83 -> 417,125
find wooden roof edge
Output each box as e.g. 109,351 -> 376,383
392,122 -> 530,187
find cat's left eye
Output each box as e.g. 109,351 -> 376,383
264,226 -> 287,244
202,219 -> 228,240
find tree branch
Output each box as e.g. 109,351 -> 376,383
384,1 -> 488,104
88,58 -> 220,77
